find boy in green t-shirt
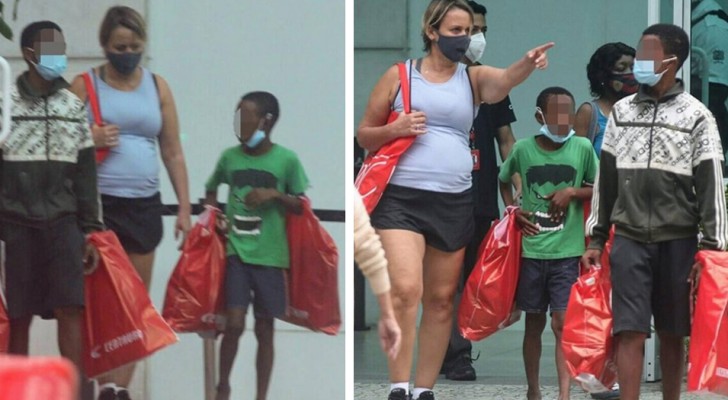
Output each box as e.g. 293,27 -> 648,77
498,87 -> 599,400
205,91 -> 309,400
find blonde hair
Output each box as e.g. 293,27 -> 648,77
421,0 -> 473,52
99,6 -> 147,47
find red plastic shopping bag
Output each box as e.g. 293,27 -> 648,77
162,207 -> 226,332
0,355 -> 78,400
281,198 -> 341,335
562,236 -> 616,393
687,250 -> 728,395
458,206 -> 522,341
355,62 -> 415,214
83,231 -> 178,377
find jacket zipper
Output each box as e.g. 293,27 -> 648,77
646,102 -> 659,242
44,97 -> 50,159
43,97 -> 50,221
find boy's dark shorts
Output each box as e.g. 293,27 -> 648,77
1,215 -> 85,319
610,235 -> 696,337
516,257 -> 579,313
225,255 -> 286,319
101,192 -> 164,254
370,184 -> 474,252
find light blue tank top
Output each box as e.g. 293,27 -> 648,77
90,68 -> 163,198
389,60 -> 477,193
593,106 -> 608,157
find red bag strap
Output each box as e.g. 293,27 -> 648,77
82,71 -> 103,126
397,62 -> 411,114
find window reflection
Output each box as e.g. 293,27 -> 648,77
690,0 -> 728,152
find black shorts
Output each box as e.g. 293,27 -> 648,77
516,257 -> 579,313
101,192 -> 164,254
1,216 -> 85,319
370,184 -> 474,252
224,255 -> 286,319
610,235 -> 696,336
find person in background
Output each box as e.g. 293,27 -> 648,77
575,42 -> 637,157
69,7 -> 191,399
440,0 -> 520,382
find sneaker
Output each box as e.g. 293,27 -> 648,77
388,388 -> 411,400
116,389 -> 132,400
97,388 -> 116,400
445,351 -> 478,381
415,391 -> 435,400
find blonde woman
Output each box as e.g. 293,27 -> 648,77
69,6 -> 190,400
357,1 -> 552,398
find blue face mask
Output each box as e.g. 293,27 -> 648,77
633,57 -> 676,87
28,50 -> 67,81
536,108 -> 575,143
234,108 -> 270,148
245,129 -> 266,148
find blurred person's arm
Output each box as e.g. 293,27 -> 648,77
353,189 -> 400,359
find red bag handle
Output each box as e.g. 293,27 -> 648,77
398,62 -> 410,114
82,72 -> 111,163
81,72 -> 102,126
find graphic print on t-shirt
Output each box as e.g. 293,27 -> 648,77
230,169 -> 278,236
524,164 -> 576,232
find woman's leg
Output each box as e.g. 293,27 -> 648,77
96,251 -> 155,390
379,229 -> 426,385
413,245 -> 464,389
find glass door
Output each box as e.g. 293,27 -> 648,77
689,0 -> 728,151
650,0 -> 728,155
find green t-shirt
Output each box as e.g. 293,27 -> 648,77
498,136 -> 598,259
205,144 -> 309,268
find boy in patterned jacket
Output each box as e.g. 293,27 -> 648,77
0,21 -> 102,400
583,24 -> 728,400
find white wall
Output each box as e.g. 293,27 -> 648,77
3,0 -> 346,399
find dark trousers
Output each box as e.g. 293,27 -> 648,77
445,215 -> 495,361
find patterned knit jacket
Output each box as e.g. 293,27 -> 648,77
0,73 -> 102,232
587,80 -> 728,250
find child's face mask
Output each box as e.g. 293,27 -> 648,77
536,97 -> 575,144
234,108 -> 271,149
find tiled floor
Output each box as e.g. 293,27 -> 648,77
354,325 -> 720,400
